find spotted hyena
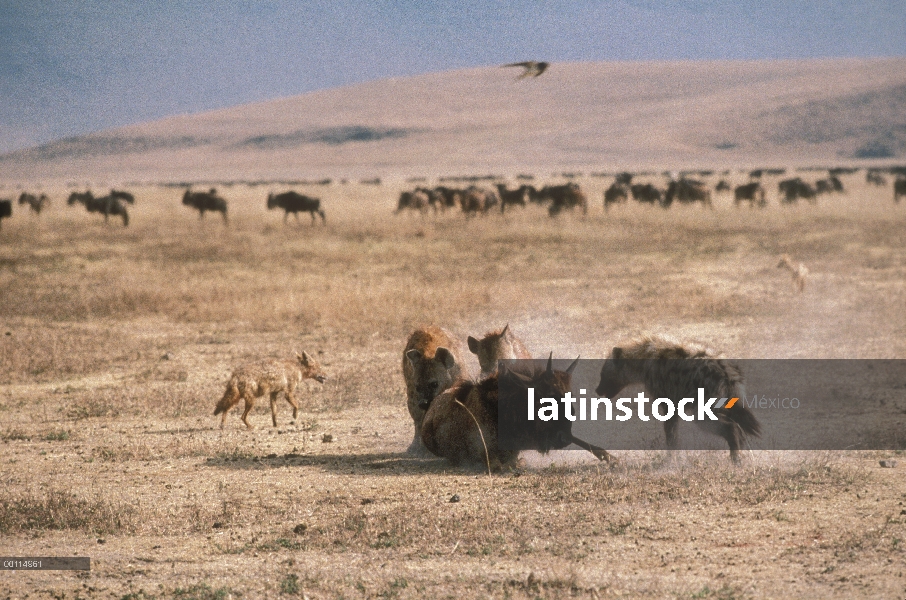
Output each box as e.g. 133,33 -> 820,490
595,337 -> 761,463
214,351 -> 327,429
467,324 -> 531,378
403,326 -> 468,455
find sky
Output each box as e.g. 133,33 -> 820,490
1,0 -> 905,154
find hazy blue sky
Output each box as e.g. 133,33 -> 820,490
1,0 -> 904,153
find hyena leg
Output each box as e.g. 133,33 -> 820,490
720,422 -> 743,464
664,416 -> 680,449
269,391 -> 280,427
284,387 -> 299,421
240,391 -> 257,430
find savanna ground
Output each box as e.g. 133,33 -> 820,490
0,172 -> 904,599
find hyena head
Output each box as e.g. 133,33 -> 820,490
595,347 -> 627,397
406,347 -> 459,410
296,351 -> 327,383
467,324 -> 519,376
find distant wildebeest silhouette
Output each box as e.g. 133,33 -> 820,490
182,189 -> 228,223
733,182 -> 766,208
395,190 -> 431,215
630,183 -> 666,208
18,192 -> 49,214
502,61 -> 550,79
461,186 -> 498,216
778,178 -> 816,204
214,351 -> 327,429
664,179 -> 711,208
715,180 -> 731,192
866,171 -> 886,186
495,184 -> 529,213
403,326 -> 470,455
544,183 -> 587,216
267,191 -> 326,224
0,199 -> 11,229
614,172 -> 633,186
110,189 -> 135,204
814,176 -> 843,196
777,254 -> 808,292
595,337 -> 761,463
67,191 -> 129,226
603,182 -> 629,211
895,177 -> 906,203
433,186 -> 463,211
421,355 -> 614,470
467,324 -> 531,378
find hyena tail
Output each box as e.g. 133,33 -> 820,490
214,377 -> 240,415
728,382 -> 761,438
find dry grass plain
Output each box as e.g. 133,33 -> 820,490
1,172 -> 905,599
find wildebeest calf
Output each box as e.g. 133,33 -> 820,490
267,191 -> 326,224
467,324 -> 531,378
214,351 -> 327,429
595,337 -> 761,463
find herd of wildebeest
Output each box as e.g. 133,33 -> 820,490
1,167 -> 905,230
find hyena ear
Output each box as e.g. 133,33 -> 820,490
435,347 -> 456,370
467,336 -> 479,354
406,349 -> 422,365
301,351 -> 313,363
546,351 -> 554,374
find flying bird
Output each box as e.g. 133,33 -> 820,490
502,61 -> 550,79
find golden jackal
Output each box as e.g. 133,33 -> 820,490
214,351 -> 327,429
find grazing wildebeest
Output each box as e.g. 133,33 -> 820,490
664,179 -> 711,208
733,182 -> 766,208
403,326 -> 469,455
545,183 -> 587,216
214,352 -> 327,430
267,191 -> 326,224
18,192 -> 49,214
0,199 -> 11,229
866,171 -> 887,186
421,355 -> 614,470
603,182 -> 629,211
460,186 -> 498,216
715,180 -> 731,192
67,191 -> 129,226
495,184 -> 529,213
467,324 -> 531,378
630,183 -> 665,207
595,337 -> 761,463
110,189 -> 135,204
434,186 -> 462,211
395,190 -> 431,215
894,177 -> 906,204
778,178 -> 816,204
182,189 -> 228,223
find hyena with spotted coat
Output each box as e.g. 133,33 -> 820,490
214,351 -> 326,429
403,326 -> 468,455
467,324 -> 532,378
595,337 -> 760,463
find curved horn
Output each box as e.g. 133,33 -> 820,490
546,351 -> 553,373
566,356 -> 580,374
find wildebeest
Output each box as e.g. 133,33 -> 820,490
18,193 -> 49,214
0,199 -> 11,229
866,170 -> 887,186
595,337 -> 761,463
603,182 -> 629,211
894,177 -> 906,204
814,176 -> 843,195
733,182 -> 766,208
110,189 -> 135,204
267,191 -> 326,224
67,191 -> 129,226
467,324 -> 531,378
778,178 -> 816,204
495,184 -> 529,213
544,183 -> 587,216
433,186 -> 463,211
460,186 -> 498,216
403,326 -> 469,455
630,183 -> 666,208
420,355 -> 614,470
614,172 -> 633,186
213,352 -> 327,430
664,179 -> 712,208
182,189 -> 228,223
714,180 -> 731,192
395,190 -> 431,215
